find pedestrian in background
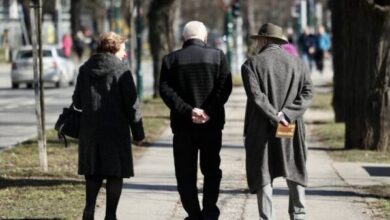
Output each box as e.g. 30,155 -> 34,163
241,23 -> 313,220
72,32 -> 145,220
281,27 -> 299,57
297,27 -> 316,71
1,29 -> 10,62
62,33 -> 73,58
160,21 -> 232,220
74,30 -> 85,62
314,25 -> 331,73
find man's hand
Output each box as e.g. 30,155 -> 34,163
192,108 -> 210,124
277,111 -> 289,126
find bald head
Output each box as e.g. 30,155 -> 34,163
182,21 -> 208,42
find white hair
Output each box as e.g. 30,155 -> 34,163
182,21 -> 208,41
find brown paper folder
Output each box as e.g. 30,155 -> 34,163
275,123 -> 296,138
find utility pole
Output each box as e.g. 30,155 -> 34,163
30,0 -> 48,172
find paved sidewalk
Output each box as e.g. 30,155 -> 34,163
95,85 -> 377,220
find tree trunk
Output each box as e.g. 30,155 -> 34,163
21,0 -> 32,44
242,0 -> 256,55
330,0 -> 346,122
148,0 -> 176,98
70,0 -> 82,40
339,0 -> 390,151
363,0 -> 390,151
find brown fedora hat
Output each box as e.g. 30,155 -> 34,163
250,23 -> 288,44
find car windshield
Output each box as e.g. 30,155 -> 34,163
17,50 -> 52,59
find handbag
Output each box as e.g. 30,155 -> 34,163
54,103 -> 81,147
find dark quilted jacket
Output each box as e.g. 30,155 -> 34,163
159,39 -> 232,133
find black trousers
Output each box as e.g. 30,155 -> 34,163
314,50 -> 325,72
173,129 -> 222,220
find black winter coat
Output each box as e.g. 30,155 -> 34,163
159,39 -> 232,133
72,53 -> 144,178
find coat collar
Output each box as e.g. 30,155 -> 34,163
183,38 -> 206,48
258,43 -> 281,54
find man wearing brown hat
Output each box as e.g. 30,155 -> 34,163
241,23 -> 313,220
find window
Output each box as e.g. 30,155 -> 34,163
17,50 -> 53,59
0,0 -> 10,18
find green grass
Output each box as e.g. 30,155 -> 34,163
0,129 -> 79,179
310,122 -> 345,149
360,185 -> 390,219
310,92 -> 333,111
141,97 -> 170,143
0,98 -> 169,219
381,199 -> 390,219
232,74 -> 243,87
0,183 -> 85,219
0,130 -> 83,219
309,91 -> 390,163
310,118 -> 390,163
0,49 -> 7,62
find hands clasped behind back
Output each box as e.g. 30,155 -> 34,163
277,111 -> 289,126
192,108 -> 210,124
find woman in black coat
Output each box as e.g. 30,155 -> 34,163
72,32 -> 145,220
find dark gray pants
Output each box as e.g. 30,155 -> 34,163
257,180 -> 305,220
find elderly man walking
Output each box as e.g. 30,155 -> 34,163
241,23 -> 313,220
160,21 -> 232,220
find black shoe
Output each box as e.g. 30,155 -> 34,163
82,210 -> 94,220
184,217 -> 202,220
203,217 -> 218,220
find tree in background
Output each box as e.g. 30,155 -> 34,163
331,0 -> 390,151
20,0 -> 32,45
148,0 -> 176,98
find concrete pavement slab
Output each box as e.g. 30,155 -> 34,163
333,162 -> 390,186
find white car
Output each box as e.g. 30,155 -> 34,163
11,45 -> 77,88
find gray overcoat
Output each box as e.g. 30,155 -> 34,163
241,44 -> 313,193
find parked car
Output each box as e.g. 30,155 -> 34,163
11,45 -> 77,88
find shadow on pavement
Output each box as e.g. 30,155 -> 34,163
305,120 -> 333,125
123,182 -> 249,194
308,147 -> 346,152
363,166 -> 390,177
275,187 -> 390,200
144,141 -> 244,149
122,182 -> 390,200
0,177 -> 83,189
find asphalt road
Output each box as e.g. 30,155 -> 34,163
0,61 -> 154,150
